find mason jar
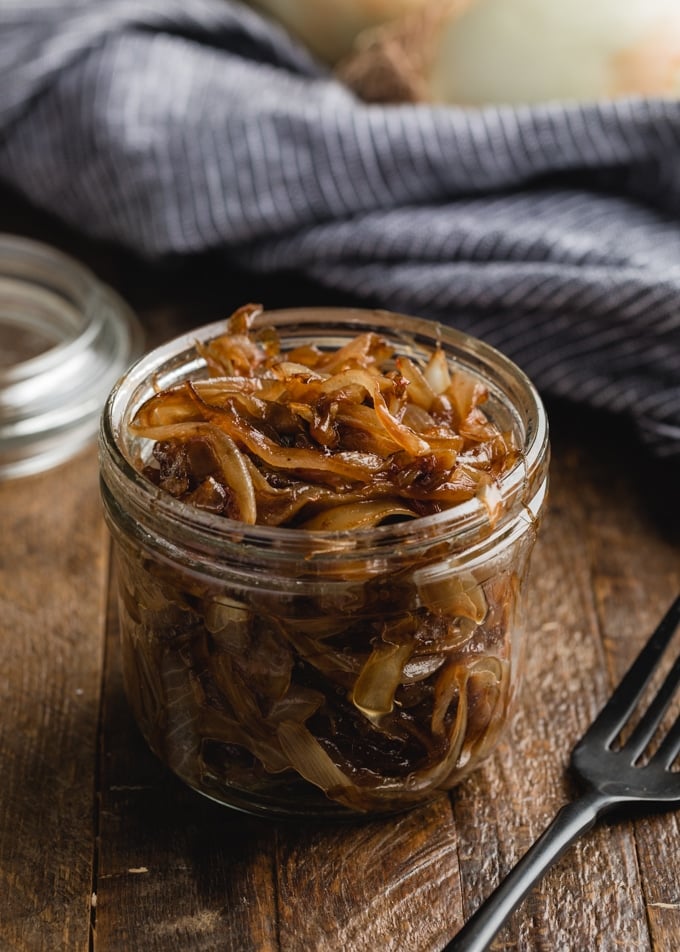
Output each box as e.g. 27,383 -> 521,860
99,307 -> 549,818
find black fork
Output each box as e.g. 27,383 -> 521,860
444,594 -> 680,952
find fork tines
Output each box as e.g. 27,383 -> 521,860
581,594 -> 680,757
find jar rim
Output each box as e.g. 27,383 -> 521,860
100,307 -> 548,556
0,234 -> 143,479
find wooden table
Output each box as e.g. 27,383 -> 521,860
1,193 -> 679,951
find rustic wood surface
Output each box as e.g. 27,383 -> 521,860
1,192 -> 679,951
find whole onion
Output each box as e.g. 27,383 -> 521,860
250,0 -> 431,63
252,0 -> 680,105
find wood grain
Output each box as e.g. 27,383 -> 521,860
0,195 -> 678,950
275,797 -> 461,951
0,449 -> 108,951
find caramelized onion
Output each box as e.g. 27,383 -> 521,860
120,306 -> 528,813
131,304 -> 517,529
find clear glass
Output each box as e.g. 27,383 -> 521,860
0,234 -> 143,479
99,308 -> 549,818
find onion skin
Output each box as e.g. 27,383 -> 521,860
331,0 -> 680,105
248,0 -> 434,64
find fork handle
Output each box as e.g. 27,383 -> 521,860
443,788 -> 611,952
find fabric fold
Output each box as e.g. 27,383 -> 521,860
0,0 -> 678,456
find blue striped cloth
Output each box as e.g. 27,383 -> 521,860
1,0 -> 679,458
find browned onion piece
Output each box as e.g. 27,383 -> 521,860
299,499 -> 417,531
351,641 -> 414,722
371,383 -> 431,456
394,355 -> 436,409
133,421 -> 257,524
277,721 -> 354,796
423,346 -> 451,395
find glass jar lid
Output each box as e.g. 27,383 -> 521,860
0,234 -> 143,479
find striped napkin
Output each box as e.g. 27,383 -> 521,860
1,0 -> 679,458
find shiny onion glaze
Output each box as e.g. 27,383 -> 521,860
131,303 -> 517,530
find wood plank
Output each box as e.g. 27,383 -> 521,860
0,448 -> 108,950
275,797 -> 461,951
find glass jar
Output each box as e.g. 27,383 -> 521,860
0,234 -> 142,479
99,307 -> 549,818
